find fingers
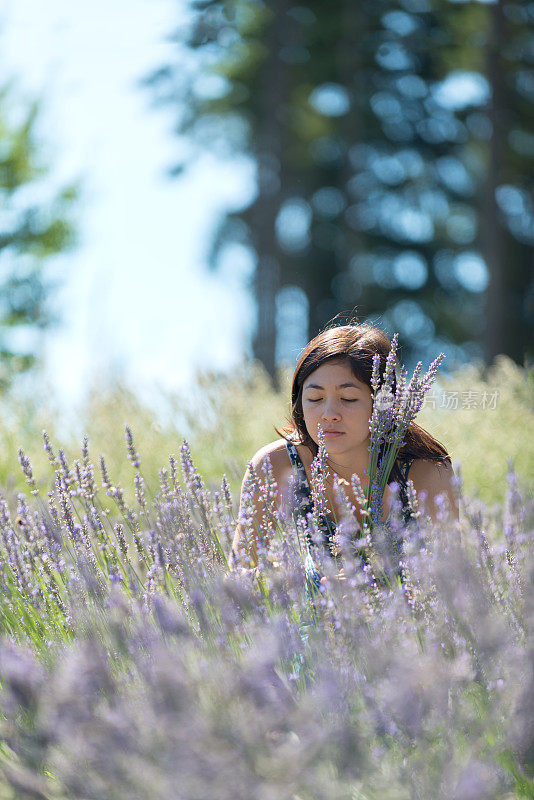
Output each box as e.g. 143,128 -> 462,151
320,569 -> 346,586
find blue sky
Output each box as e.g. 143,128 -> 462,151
1,0 -> 256,406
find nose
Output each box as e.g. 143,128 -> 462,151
321,399 -> 341,422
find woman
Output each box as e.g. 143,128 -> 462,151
231,323 -> 459,579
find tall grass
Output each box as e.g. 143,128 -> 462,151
0,396 -> 532,798
417,356 -> 533,503
0,357 -> 531,503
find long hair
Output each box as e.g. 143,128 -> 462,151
279,323 -> 451,479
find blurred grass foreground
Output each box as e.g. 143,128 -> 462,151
0,358 -> 532,800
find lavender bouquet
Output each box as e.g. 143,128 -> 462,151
352,333 -> 445,530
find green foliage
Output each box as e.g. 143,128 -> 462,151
0,85 -> 77,390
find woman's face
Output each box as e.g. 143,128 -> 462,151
301,359 -> 373,456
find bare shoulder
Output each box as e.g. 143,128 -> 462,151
408,459 -> 458,518
247,439 -> 292,481
408,459 -> 454,490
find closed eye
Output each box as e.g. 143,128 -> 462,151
306,398 -> 358,403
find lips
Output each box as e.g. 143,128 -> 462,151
324,430 -> 344,436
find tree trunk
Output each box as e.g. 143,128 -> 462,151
250,0 -> 291,383
482,0 -> 506,365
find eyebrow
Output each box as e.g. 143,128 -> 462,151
303,382 -> 362,391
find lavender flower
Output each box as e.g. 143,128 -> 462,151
99,454 -> 112,491
309,425 -> 331,529
55,472 -> 77,543
221,474 -> 233,516
405,479 -> 421,520
169,454 -> 179,496
134,472 -> 147,511
370,353 -> 381,394
18,448 -> 38,496
235,475 -> 256,569
42,429 -> 58,466
180,440 -> 209,508
80,435 -> 96,502
124,424 -> 141,469
350,473 -> 368,512
113,523 -> 128,558
158,468 -> 172,504
57,449 -> 75,493
331,476 -> 360,556
381,332 -> 398,388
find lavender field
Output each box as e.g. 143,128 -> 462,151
0,362 -> 532,800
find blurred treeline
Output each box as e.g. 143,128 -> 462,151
1,357 -> 532,506
146,0 -> 534,377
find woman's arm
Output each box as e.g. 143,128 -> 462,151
408,459 -> 459,523
229,445 -> 284,571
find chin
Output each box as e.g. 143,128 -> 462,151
323,437 -> 348,450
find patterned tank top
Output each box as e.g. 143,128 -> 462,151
285,440 -> 414,592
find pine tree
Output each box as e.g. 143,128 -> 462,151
146,0 -> 534,377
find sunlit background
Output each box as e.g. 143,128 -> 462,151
1,0 -> 257,405
0,0 -> 533,411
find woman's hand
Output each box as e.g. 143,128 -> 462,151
320,568 -> 346,585
223,564 -> 259,583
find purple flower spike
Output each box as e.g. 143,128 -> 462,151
125,425 -> 141,469
382,333 -> 398,390
134,473 -> 147,511
42,430 -> 58,466
100,455 -> 112,491
309,425 -> 330,527
315,424 -> 328,471
18,448 -> 38,496
371,353 -> 381,394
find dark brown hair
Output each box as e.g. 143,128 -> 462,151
279,323 -> 451,479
